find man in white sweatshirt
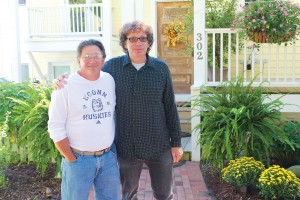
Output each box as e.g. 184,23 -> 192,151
48,39 -> 120,200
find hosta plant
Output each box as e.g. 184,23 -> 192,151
258,165 -> 300,199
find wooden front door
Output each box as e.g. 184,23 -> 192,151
157,1 -> 193,93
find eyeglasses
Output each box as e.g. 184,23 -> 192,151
127,37 -> 148,43
81,54 -> 103,61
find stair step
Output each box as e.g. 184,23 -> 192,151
177,101 -> 192,151
181,137 -> 192,152
180,121 -> 191,133
178,111 -> 191,121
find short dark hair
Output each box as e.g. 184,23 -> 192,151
119,21 -> 154,54
77,39 -> 106,59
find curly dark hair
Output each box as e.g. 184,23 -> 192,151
119,21 -> 154,54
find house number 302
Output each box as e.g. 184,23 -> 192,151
196,33 -> 203,60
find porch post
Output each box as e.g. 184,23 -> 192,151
191,0 -> 206,161
102,0 -> 112,59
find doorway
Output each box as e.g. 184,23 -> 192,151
156,1 -> 193,93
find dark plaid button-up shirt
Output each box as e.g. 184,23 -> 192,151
102,54 -> 181,160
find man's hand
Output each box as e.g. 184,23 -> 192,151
52,73 -> 69,90
54,138 -> 77,162
171,147 -> 183,163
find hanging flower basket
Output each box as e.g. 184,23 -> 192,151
247,31 -> 296,43
232,0 -> 300,45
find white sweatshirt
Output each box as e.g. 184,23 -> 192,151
48,71 -> 116,151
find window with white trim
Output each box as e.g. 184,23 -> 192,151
49,64 -> 71,80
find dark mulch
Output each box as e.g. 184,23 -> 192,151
0,164 -> 61,200
0,163 -> 268,200
200,164 -> 264,200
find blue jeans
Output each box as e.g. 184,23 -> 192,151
119,149 -> 173,200
61,144 -> 120,200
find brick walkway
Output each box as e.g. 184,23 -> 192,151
137,161 -> 213,200
89,161 -> 214,200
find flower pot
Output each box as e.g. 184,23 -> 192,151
248,31 -> 296,43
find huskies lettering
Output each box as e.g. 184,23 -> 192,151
83,89 -> 107,101
83,112 -> 111,120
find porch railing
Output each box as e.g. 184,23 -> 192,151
205,28 -> 300,87
27,4 -> 103,37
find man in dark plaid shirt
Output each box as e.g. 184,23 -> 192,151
55,21 -> 183,200
102,21 -> 183,200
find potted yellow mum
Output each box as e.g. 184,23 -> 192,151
258,165 -> 300,199
221,157 -> 265,193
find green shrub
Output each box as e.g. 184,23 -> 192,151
270,121 -> 300,167
0,81 -> 28,142
0,81 -> 29,169
0,81 -> 60,175
0,147 -> 7,188
258,165 -> 300,199
0,168 -> 6,188
8,82 -> 60,175
222,157 -> 265,187
192,77 -> 293,168
183,0 -> 238,68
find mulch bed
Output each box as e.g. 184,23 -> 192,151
200,164 -> 264,200
0,164 -> 61,200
